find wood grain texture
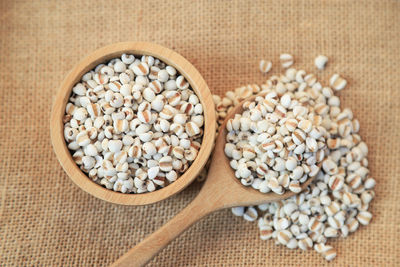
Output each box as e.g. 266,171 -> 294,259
50,42 -> 216,206
111,94 -> 315,267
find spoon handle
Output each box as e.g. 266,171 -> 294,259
110,190 -> 216,267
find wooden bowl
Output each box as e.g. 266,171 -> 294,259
50,42 -> 216,205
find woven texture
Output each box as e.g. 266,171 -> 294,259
1,0 -> 399,266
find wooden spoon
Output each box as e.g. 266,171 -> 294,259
111,94 -> 316,267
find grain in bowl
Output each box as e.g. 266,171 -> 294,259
63,54 -> 204,193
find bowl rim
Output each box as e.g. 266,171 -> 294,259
50,42 -> 215,205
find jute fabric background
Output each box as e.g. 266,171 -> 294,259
0,0 -> 399,266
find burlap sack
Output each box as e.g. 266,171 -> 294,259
1,0 -> 399,266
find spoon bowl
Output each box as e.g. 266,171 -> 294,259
112,93 -> 316,267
